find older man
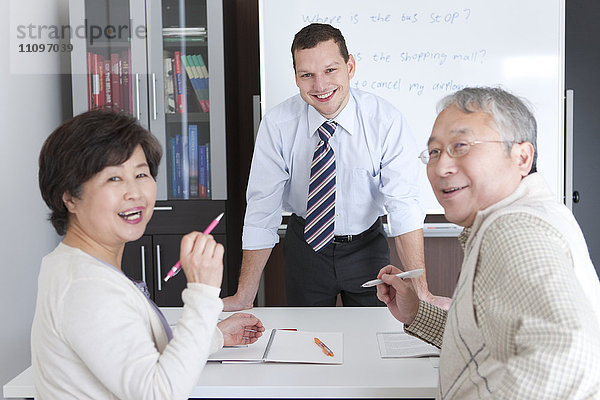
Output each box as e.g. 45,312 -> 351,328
377,87 -> 600,398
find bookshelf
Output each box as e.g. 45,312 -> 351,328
69,0 -> 229,305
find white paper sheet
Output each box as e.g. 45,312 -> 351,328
376,332 -> 440,358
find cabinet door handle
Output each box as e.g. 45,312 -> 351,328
151,73 -> 158,120
565,89 -> 574,210
140,245 -> 146,283
153,206 -> 173,211
134,73 -> 141,120
156,244 -> 162,292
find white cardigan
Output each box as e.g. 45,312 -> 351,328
31,243 -> 224,400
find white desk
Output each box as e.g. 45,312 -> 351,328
4,307 -> 439,399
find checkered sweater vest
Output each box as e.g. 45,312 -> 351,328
438,173 -> 600,399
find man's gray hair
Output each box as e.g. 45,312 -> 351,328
437,87 -> 537,173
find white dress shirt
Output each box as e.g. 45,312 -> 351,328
242,88 -> 424,250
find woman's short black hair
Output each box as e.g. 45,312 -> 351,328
39,109 -> 162,235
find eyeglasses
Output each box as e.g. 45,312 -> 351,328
418,140 -> 514,165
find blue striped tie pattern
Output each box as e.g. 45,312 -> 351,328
304,121 -> 337,252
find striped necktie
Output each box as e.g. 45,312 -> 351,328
304,121 -> 337,252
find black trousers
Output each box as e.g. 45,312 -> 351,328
284,214 -> 390,306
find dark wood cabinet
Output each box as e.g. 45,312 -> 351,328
122,200 -> 228,306
122,235 -> 154,285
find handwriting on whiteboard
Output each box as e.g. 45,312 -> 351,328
295,9 -> 485,97
301,9 -> 472,26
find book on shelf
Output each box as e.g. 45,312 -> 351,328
103,57 -> 112,106
91,53 -> 103,108
192,54 -> 210,112
121,49 -> 132,114
171,58 -> 180,113
172,135 -> 183,198
198,143 -> 208,198
86,51 -> 131,113
162,27 -> 206,37
194,53 -> 209,78
188,125 -> 199,198
86,52 -> 93,109
181,56 -> 208,112
163,57 -> 176,114
181,130 -> 190,199
173,51 -> 187,113
110,53 -> 121,110
97,54 -> 106,107
205,141 -> 211,198
209,329 -> 343,364
168,129 -> 210,199
163,51 -> 210,114
188,55 -> 210,112
163,36 -> 206,43
169,136 -> 177,198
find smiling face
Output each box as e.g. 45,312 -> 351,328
62,145 -> 157,257
294,39 -> 355,119
427,105 -> 532,227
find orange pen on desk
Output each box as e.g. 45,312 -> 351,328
314,337 -> 334,357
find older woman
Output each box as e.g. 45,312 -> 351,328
33,109 -> 264,399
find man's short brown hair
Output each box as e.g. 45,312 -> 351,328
291,23 -> 349,70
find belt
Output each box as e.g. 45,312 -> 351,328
332,219 -> 381,244
332,233 -> 368,244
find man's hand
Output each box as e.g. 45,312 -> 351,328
222,248 -> 273,311
217,313 -> 265,346
376,265 -> 420,325
222,293 -> 255,312
392,230 -> 452,311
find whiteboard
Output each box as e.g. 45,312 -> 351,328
259,0 -> 565,213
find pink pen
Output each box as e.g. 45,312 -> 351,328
163,212 -> 224,282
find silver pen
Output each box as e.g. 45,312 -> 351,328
361,268 -> 424,288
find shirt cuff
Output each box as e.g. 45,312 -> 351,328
187,282 -> 222,298
242,225 -> 280,250
404,300 -> 446,349
211,326 -> 224,353
387,205 -> 425,237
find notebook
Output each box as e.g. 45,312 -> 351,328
376,332 -> 440,358
209,329 -> 343,364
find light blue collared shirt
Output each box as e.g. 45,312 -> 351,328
242,88 -> 424,250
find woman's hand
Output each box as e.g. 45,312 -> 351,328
218,313 -> 265,346
179,232 -> 224,288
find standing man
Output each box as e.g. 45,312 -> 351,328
378,87 -> 600,398
223,23 -> 449,310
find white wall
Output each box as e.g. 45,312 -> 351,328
1,0 -> 68,396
